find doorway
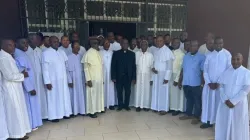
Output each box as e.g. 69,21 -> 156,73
89,21 -> 136,41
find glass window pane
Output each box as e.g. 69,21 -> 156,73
157,5 -> 170,28
86,1 -> 103,16
123,3 -> 139,18
105,2 -> 121,17
26,0 -> 46,24
172,5 -> 187,29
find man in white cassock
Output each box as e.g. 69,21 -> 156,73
27,33 -> 48,119
151,35 -> 175,115
82,38 -> 104,118
169,38 -> 185,116
40,36 -> 50,51
201,37 -> 231,129
134,40 -> 154,112
215,53 -> 250,140
42,36 -> 72,122
60,35 -> 86,56
100,39 -> 116,110
0,39 -> 31,139
108,32 -> 121,51
0,63 -> 9,140
15,38 -> 43,130
67,41 -> 86,116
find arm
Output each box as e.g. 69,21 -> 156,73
200,55 -> 206,85
111,52 -> 117,80
229,85 -> 250,105
203,57 -> 211,84
132,53 -> 136,81
164,59 -> 173,80
41,53 -> 51,85
83,54 -> 92,82
0,58 -> 24,82
15,58 -> 35,92
66,60 -> 73,84
174,55 -> 184,82
219,84 -> 228,103
150,55 -> 154,82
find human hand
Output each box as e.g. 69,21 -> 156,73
68,83 -> 73,88
173,81 -> 178,87
112,79 -> 116,83
163,80 -> 168,84
225,100 -> 235,108
22,70 -> 29,78
29,90 -> 36,96
152,68 -> 158,74
87,81 -> 93,87
46,84 -> 52,90
150,81 -> 153,86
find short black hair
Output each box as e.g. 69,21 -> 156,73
215,36 -> 223,41
0,38 -> 13,50
164,33 -> 170,37
16,36 -> 27,43
71,41 -> 80,49
36,32 -> 44,40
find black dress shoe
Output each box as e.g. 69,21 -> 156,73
51,119 -> 59,123
125,107 -> 131,111
64,116 -> 70,119
109,106 -> 115,110
200,123 -> 213,129
136,107 -> 141,112
143,108 -> 150,111
89,114 -> 97,118
172,111 -> 180,116
101,111 -> 105,113
117,107 -> 123,111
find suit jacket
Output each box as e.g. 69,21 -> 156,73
111,49 -> 136,82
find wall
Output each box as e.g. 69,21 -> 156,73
0,0 -> 22,39
187,0 -> 250,66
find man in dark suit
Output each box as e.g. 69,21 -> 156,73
111,39 -> 136,111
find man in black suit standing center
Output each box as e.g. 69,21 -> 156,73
111,39 -> 136,111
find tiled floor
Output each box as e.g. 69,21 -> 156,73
29,109 -> 215,140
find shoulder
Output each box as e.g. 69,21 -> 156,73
222,48 -> 232,57
197,53 -> 206,60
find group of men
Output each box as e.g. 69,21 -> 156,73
0,31 -> 249,140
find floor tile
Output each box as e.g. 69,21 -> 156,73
136,129 -> 171,139
85,125 -> 118,135
48,129 -> 84,138
103,131 -> 140,140
67,135 -> 103,140
117,122 -> 149,132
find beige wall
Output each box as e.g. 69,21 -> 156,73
187,0 -> 250,66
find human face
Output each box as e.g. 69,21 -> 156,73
108,33 -> 115,43
50,37 -> 59,49
43,37 -> 50,47
141,41 -> 148,52
189,41 -> 199,54
61,37 -> 70,48
172,39 -> 180,50
180,32 -> 188,42
231,54 -> 243,69
1,40 -> 15,55
117,36 -> 123,44
103,40 -> 110,50
72,33 -> 79,42
147,36 -> 153,46
72,42 -> 80,54
90,39 -> 99,50
164,36 -> 171,45
29,35 -> 39,48
136,38 -> 142,49
184,41 -> 191,52
17,39 -> 29,52
156,36 -> 165,48
122,40 -> 129,50
206,39 -> 214,52
214,38 -> 223,51
131,39 -> 137,49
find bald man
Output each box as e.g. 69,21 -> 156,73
215,53 -> 250,140
42,36 -> 72,122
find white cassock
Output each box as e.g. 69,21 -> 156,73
60,45 -> 87,56
151,45 -> 175,111
110,41 -> 121,51
42,47 -> 72,120
134,51 -> 154,108
201,49 -> 231,124
215,66 -> 250,140
99,49 -> 117,107
179,42 -> 185,53
0,72 -> 9,140
169,49 -> 185,112
0,50 -> 31,138
26,46 -> 48,119
81,48 -> 104,114
148,46 -> 158,55
67,53 -> 86,115
128,48 -> 139,107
